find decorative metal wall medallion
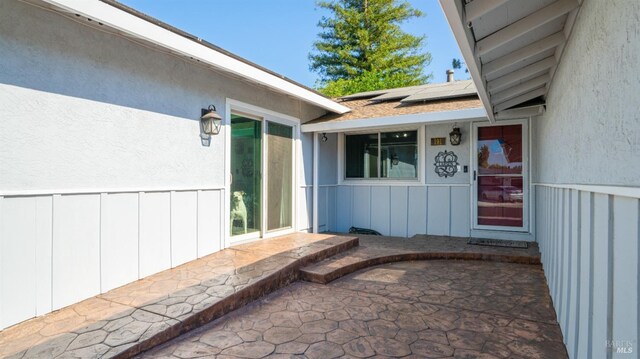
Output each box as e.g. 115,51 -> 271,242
434,150 -> 459,178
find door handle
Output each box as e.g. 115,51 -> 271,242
473,170 -> 476,181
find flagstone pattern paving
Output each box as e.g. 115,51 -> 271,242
0,233 -> 357,359
301,234 -> 541,284
140,260 -> 566,358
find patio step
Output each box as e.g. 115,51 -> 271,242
300,234 -> 541,284
0,233 -> 358,359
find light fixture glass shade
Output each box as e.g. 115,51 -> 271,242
449,126 -> 462,146
201,105 -> 222,135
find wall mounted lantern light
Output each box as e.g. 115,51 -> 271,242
200,105 -> 222,137
449,124 -> 462,146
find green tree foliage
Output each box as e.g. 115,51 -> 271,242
310,0 -> 432,96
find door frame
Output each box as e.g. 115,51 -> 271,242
224,99 -> 300,247
471,118 -> 529,232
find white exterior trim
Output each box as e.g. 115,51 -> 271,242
301,107 -> 487,133
337,126 -> 426,186
36,0 -> 350,115
224,99 -> 300,247
0,186 -> 225,197
438,1 -> 495,123
533,183 -> 640,199
471,118 -> 530,233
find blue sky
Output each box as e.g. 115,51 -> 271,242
118,0 -> 463,88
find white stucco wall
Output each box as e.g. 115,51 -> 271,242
0,1 -> 327,329
533,1 -> 640,358
0,0 -> 325,193
532,0 -> 640,186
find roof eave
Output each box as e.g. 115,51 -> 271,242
35,0 -> 351,115
439,0 -> 495,123
301,107 -> 487,133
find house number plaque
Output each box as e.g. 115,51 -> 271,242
430,137 -> 446,146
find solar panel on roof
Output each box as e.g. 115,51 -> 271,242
401,87 -> 477,103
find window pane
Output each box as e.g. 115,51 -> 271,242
477,176 -> 523,227
477,125 -> 522,175
345,134 -> 378,178
266,122 -> 293,231
380,131 -> 417,178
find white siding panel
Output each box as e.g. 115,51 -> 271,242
52,194 -> 100,310
197,190 -> 221,257
35,196 -> 52,316
317,187 -> 327,232
170,191 -> 198,267
139,192 -> 171,277
590,193 -> 610,359
336,186 -> 352,232
352,186 -> 371,229
100,193 -> 139,292
0,198 -> 37,329
297,187 -> 312,232
612,196 -> 638,352
370,186 -> 390,236
567,189 -> 580,358
576,191 -> 592,359
560,189 -> 570,340
389,187 -> 408,237
327,186 -> 337,232
427,187 -> 450,236
407,187 -> 427,237
450,186 -> 470,237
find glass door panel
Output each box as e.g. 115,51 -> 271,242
266,122 -> 293,231
230,114 -> 262,236
476,124 -> 524,228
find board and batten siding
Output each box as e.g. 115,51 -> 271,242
0,189 -> 223,329
317,184 -> 470,237
535,185 -> 639,359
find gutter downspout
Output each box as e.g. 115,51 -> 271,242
312,132 -> 319,233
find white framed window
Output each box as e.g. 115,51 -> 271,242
340,128 -> 424,184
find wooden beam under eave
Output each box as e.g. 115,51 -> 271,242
482,32 -> 565,77
465,0 -> 510,23
495,105 -> 545,120
476,0 -> 578,56
488,56 -> 556,94
494,87 -> 546,112
492,74 -> 550,104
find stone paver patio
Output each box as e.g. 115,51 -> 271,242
0,233 -> 562,358
141,260 -> 566,358
0,233 -> 357,359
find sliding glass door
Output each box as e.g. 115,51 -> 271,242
229,111 -> 295,240
230,114 -> 262,237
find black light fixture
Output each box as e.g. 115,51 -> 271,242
321,133 -> 328,142
200,105 -> 222,136
449,124 -> 462,146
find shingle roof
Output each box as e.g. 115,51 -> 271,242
308,80 -> 482,124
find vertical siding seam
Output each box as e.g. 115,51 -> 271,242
405,187 -> 409,237
169,191 -> 173,268
448,187 -> 452,236
588,192 -> 595,359
565,190 -> 572,345
638,199 -> 640,355
99,194 -> 103,294
137,192 -> 141,280
50,195 -> 57,312
425,186 -> 428,235
196,191 -> 199,258
573,191 -> 581,358
606,195 -> 614,359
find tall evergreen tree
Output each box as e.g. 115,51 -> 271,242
310,0 -> 431,96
